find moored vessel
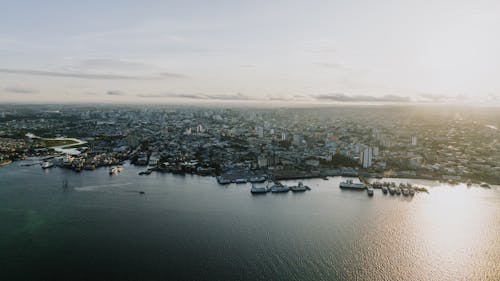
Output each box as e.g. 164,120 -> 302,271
339,179 -> 366,190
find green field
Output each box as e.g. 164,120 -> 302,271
42,139 -> 79,147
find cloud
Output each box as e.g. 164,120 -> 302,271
3,86 -> 38,94
315,62 -> 342,69
137,92 -> 259,101
315,93 -> 411,103
106,90 -> 125,96
0,68 -> 185,80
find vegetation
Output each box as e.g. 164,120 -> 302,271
42,139 -> 78,147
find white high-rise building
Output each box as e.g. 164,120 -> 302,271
281,132 -> 287,141
361,147 -> 373,168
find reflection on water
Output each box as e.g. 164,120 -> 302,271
0,162 -> 499,281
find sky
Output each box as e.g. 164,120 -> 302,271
1,0 -> 499,105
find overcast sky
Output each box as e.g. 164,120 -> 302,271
1,0 -> 499,104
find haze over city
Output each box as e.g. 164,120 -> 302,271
1,0 -> 499,105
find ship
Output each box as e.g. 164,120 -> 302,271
249,176 -> 267,183
366,186 -> 374,196
409,188 -> 415,196
382,186 -> 388,194
270,182 -> 290,193
402,188 -> 409,196
250,184 -> 268,194
339,179 -> 366,190
216,176 -> 231,184
234,178 -> 247,184
290,181 -> 309,192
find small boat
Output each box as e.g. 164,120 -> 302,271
234,178 -> 247,184
249,176 -> 267,183
41,161 -> 54,169
270,183 -> 290,193
323,177 -> 329,180
139,170 -> 152,175
402,188 -> 409,196
251,184 -> 268,194
479,182 -> 491,188
388,187 -> 396,195
109,166 -> 124,175
216,176 -> 231,184
290,181 -> 308,192
382,186 -> 388,194
367,187 -> 374,196
466,179 -> 472,187
395,188 -> 401,195
409,188 -> 415,196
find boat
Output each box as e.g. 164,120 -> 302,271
216,176 -> 231,184
479,182 -> 491,188
409,188 -> 415,196
234,178 -> 247,184
0,160 -> 12,167
466,179 -> 472,187
249,176 -> 267,183
339,179 -> 366,190
367,186 -> 374,196
139,170 -> 152,175
395,188 -> 401,195
290,181 -> 309,192
388,187 -> 396,195
323,177 -> 329,180
109,166 -> 124,175
402,188 -> 409,196
251,184 -> 268,194
270,183 -> 290,193
41,161 -> 54,169
382,186 -> 388,194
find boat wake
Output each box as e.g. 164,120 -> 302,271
74,182 -> 133,191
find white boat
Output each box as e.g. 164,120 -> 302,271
479,182 -> 491,188
402,188 -> 409,196
409,188 -> 415,196
41,161 -> 54,169
251,184 -> 268,194
234,178 -> 247,184
270,183 -> 290,193
216,176 -> 231,184
109,166 -> 124,175
339,179 -> 366,190
382,186 -> 388,194
290,181 -> 308,192
249,176 -> 267,183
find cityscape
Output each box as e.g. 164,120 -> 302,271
1,105 -> 499,186
1,0 -> 499,280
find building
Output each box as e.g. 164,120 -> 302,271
360,147 -> 373,168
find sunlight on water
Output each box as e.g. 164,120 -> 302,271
414,185 -> 500,280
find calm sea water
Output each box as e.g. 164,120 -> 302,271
1,161 -> 499,281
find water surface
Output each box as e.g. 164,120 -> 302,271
1,162 -> 499,280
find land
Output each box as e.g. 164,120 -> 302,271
0,104 -> 499,185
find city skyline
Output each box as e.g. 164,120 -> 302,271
1,0 -> 499,105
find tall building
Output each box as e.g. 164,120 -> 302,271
360,147 -> 373,168
281,132 -> 287,141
